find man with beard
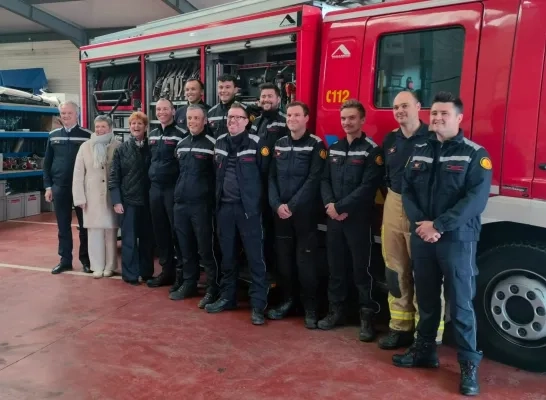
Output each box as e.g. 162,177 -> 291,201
251,83 -> 289,275
319,99 -> 384,342
174,79 -> 210,134
393,92 -> 491,396
378,91 -> 445,350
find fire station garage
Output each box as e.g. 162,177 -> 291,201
0,0 -> 545,398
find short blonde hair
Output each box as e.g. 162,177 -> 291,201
128,111 -> 149,126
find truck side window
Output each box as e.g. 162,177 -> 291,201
374,27 -> 465,108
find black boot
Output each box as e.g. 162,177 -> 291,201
266,298 -> 293,320
198,291 -> 218,309
459,361 -> 480,396
304,309 -> 318,329
392,336 -> 440,368
169,268 -> 184,293
359,308 -> 376,342
378,330 -> 415,350
169,281 -> 198,300
251,308 -> 265,325
147,270 -> 175,288
317,303 -> 344,330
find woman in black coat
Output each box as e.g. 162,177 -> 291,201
109,111 -> 154,285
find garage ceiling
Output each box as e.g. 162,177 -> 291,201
0,0 -> 235,46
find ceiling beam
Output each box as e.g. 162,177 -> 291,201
0,27 -> 135,45
0,0 -> 87,47
162,0 -> 197,13
25,0 -> 79,4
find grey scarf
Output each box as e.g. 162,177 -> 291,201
90,132 -> 114,169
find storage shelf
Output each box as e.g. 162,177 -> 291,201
0,169 -> 43,179
0,132 -> 49,138
2,152 -> 33,157
0,103 -> 59,114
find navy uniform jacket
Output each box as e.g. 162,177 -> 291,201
402,130 -> 493,242
173,130 -> 216,206
148,121 -> 187,187
269,131 -> 326,214
321,133 -> 385,218
382,121 -> 430,194
214,131 -> 268,217
43,125 -> 92,188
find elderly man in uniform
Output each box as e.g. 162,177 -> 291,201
394,92 -> 492,396
170,104 -> 219,308
43,101 -> 91,274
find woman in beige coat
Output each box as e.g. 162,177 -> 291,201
72,115 -> 120,278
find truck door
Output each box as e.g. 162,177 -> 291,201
316,20 -> 366,145
358,2 -> 484,141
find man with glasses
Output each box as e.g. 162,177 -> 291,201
205,102 -> 269,326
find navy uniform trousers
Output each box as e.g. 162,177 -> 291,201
52,185 -> 89,267
216,202 -> 268,310
411,235 -> 483,363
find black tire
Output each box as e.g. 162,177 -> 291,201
475,243 -> 546,372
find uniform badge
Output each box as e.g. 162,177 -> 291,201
250,115 -> 256,123
375,154 -> 384,166
275,150 -> 282,157
319,149 -> 327,160
388,146 -> 396,154
412,162 -> 421,170
480,157 -> 492,170
260,146 -> 270,156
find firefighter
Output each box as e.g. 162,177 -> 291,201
207,74 -> 247,138
174,78 -> 211,133
205,102 -> 269,326
251,82 -> 290,276
146,98 -> 186,290
43,101 -> 91,274
393,92 -> 491,396
267,101 -> 326,328
378,90 -> 445,350
319,99 -> 384,341
170,104 -> 219,308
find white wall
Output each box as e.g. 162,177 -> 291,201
0,40 -> 80,95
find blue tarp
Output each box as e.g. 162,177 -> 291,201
0,68 -> 48,95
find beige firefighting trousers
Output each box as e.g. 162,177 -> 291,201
381,189 -> 445,342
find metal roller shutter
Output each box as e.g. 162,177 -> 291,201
0,40 -> 80,94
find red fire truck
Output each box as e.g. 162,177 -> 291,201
79,0 -> 546,373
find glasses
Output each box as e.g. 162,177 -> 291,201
227,115 -> 248,121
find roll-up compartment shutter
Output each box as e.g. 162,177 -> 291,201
206,35 -> 295,54
146,48 -> 200,62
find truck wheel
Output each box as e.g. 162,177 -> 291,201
475,243 -> 546,372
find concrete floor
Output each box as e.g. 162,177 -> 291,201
0,212 -> 545,399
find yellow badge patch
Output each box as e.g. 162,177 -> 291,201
260,146 -> 270,157
319,149 -> 327,160
375,154 -> 384,166
249,115 -> 256,123
480,157 -> 492,170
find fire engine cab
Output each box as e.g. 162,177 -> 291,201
79,0 -> 546,373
